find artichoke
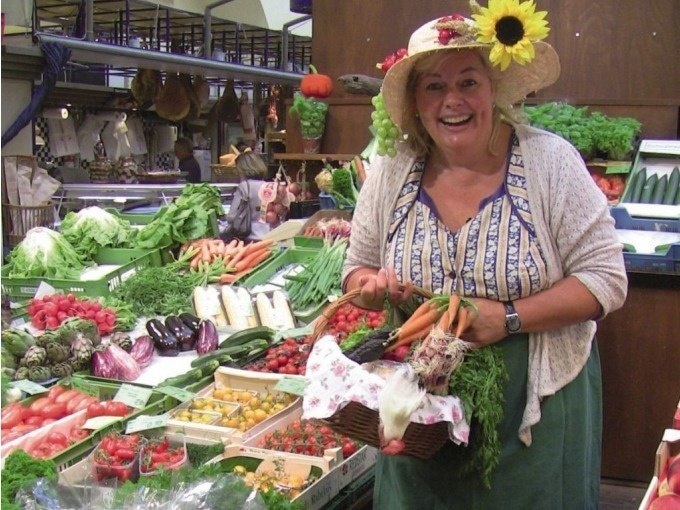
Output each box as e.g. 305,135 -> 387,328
68,356 -> 90,373
23,346 -> 47,367
1,348 -> 17,370
28,365 -> 52,383
110,332 -> 133,352
70,333 -> 94,363
58,318 -> 100,347
36,330 -> 62,348
45,342 -> 70,364
51,362 -> 73,379
1,329 -> 36,357
14,366 -> 29,381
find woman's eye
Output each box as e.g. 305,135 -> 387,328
424,81 -> 445,91
461,79 -> 477,88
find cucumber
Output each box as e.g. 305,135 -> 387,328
158,367 -> 205,387
191,339 -> 271,367
664,167 -> 680,205
639,173 -> 658,204
675,184 -> 680,205
651,174 -> 668,204
620,169 -> 639,203
629,167 -> 647,203
189,358 -> 221,376
219,326 -> 274,349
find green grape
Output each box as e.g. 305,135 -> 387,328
369,92 -> 401,158
377,127 -> 387,138
386,146 -> 397,157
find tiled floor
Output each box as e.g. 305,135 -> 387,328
600,479 -> 649,510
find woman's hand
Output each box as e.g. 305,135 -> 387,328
355,267 -> 413,310
458,298 -> 507,347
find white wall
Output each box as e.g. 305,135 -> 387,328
1,78 -> 33,156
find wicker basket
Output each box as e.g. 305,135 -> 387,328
1,202 -> 55,247
310,287 -> 451,459
210,164 -> 240,183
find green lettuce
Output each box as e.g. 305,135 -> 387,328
60,206 -> 135,261
5,227 -> 87,279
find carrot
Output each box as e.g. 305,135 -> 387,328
446,295 -> 460,332
244,239 -> 274,256
386,323 -> 433,352
454,306 -> 473,338
219,270 -> 247,285
228,246 -> 248,267
395,308 -> 440,344
437,310 -> 450,330
190,255 -> 201,270
201,244 -> 211,263
234,248 -> 271,272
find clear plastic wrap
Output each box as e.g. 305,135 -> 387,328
15,474 -> 268,509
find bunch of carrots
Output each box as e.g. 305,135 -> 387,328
179,238 -> 276,284
384,294 -> 476,353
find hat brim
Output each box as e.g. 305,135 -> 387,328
382,41 -> 560,131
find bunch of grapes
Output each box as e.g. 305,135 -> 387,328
371,93 -> 401,157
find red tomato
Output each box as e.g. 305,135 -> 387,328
1,405 -> 23,429
55,389 -> 81,404
40,402 -> 67,420
86,403 -> 105,419
65,393 -> 89,414
69,427 -> 90,441
8,423 -> 40,435
25,416 -> 44,426
342,441 -> 358,458
29,397 -> 52,413
47,431 -> 69,447
1,431 -> 25,443
73,396 -> 98,413
47,385 -> 67,402
103,401 -> 129,417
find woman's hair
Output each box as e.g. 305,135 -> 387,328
235,150 -> 267,178
401,49 -> 524,158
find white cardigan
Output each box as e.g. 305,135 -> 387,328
343,123 -> 628,445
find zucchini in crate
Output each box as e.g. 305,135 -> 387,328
664,167 -> 679,205
218,325 -> 274,349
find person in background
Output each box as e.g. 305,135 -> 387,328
226,149 -> 270,239
174,136 -> 201,183
342,2 -> 627,509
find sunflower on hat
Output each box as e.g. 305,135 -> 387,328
471,0 -> 550,71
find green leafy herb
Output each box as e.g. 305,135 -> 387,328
290,93 -> 328,138
1,450 -> 58,510
112,266 -> 204,316
186,442 -> 225,466
100,296 -> 139,331
448,345 -> 508,489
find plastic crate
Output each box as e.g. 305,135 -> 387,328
240,247 -> 319,288
293,236 -> 325,250
96,246 -> 165,267
106,207 -> 221,238
1,249 -> 156,301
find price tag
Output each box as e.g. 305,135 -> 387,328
274,376 -> 308,396
155,386 -> 195,403
113,384 -> 153,409
126,414 -> 168,434
82,416 -> 122,430
10,379 -> 48,395
70,378 -> 100,398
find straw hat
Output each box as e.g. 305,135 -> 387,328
381,2 -> 560,130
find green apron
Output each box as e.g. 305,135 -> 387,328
372,335 -> 602,510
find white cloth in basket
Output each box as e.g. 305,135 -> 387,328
302,335 -> 470,445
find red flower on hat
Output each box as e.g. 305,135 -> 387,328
435,14 -> 467,45
376,48 -> 408,73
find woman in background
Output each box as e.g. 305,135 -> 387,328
225,149 -> 270,240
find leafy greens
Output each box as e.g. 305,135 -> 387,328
5,227 -> 87,279
59,206 -> 135,261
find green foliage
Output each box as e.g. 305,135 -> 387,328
524,102 -> 641,161
448,345 -> 508,489
59,206 -> 136,261
290,92 -> 328,138
330,165 -> 359,208
1,450 -> 58,510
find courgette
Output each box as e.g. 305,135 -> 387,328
630,167 -> 647,203
639,173 -> 658,204
219,326 -> 274,349
664,167 -> 680,205
158,367 -> 205,387
191,339 -> 271,367
620,169 -> 639,202
651,174 -> 668,204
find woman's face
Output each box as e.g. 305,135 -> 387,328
414,50 -> 495,154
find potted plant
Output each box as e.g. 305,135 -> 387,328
290,92 -> 329,153
588,112 -> 641,161
524,102 -> 596,160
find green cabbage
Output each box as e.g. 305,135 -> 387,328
5,227 -> 87,279
59,206 -> 135,261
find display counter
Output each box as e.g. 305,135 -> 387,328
599,271 -> 680,482
53,183 -> 239,215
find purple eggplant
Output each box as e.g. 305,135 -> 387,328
129,335 -> 155,368
195,319 -> 219,355
165,315 -> 196,351
91,350 -> 119,379
146,319 -> 179,357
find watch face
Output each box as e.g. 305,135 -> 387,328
506,314 -> 521,333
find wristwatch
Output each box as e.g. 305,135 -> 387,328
504,301 -> 522,335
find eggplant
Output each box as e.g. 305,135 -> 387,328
146,319 -> 179,357
195,319 -> 219,355
165,315 -> 196,352
129,335 -> 155,368
179,312 -> 201,334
